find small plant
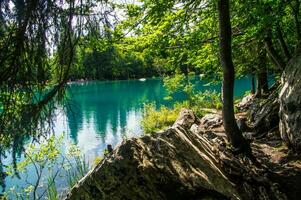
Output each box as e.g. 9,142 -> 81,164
3,135 -> 90,200
141,103 -> 181,134
65,145 -> 89,188
92,157 -> 103,168
192,90 -> 222,110
47,175 -> 58,200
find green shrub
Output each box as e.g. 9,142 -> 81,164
142,74 -> 222,134
163,73 -> 186,100
192,90 -> 222,110
141,91 -> 222,134
141,103 -> 180,134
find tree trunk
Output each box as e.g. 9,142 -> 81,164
294,13 -> 301,41
217,0 -> 247,149
290,0 -> 301,40
256,47 -> 269,97
276,24 -> 291,60
251,75 -> 255,94
264,35 -> 286,71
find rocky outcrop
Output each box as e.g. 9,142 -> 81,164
199,113 -> 223,129
234,88 -> 280,139
250,89 -> 280,137
237,94 -> 255,111
65,109 -> 286,200
279,48 -> 301,151
172,108 -> 196,128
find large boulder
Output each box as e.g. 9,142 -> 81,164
65,110 -> 286,200
279,48 -> 301,151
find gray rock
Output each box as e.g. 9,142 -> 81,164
249,90 -> 280,136
237,94 -> 254,111
200,114 -> 223,129
65,125 -> 237,200
279,48 -> 301,151
172,108 -> 196,128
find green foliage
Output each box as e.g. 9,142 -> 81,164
141,103 -> 181,134
3,135 -> 89,200
192,91 -> 222,111
142,75 -> 222,134
92,157 -> 103,168
163,73 -> 186,100
65,145 -> 89,188
47,175 -> 58,200
163,73 -> 222,108
69,36 -> 159,80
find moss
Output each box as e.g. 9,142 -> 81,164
93,156 -> 103,168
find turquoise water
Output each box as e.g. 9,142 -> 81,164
3,76 -> 266,196
53,76 -> 258,160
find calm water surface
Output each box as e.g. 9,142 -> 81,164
4,76 -> 261,195
56,76 -> 255,160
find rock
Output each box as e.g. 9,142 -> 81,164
200,114 -> 223,129
172,108 -> 196,128
237,94 -> 255,111
237,118 -> 251,132
107,144 -> 113,153
279,48 -> 301,151
65,130 -> 236,200
65,111 -> 286,200
249,90 -> 280,137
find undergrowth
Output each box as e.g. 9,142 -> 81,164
141,74 -> 223,134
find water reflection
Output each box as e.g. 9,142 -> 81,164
58,76 -> 258,161
59,78 -> 166,161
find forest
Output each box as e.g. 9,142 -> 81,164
1,0 -> 301,199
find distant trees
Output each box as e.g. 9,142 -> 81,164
69,44 -> 158,80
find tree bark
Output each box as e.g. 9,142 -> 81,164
217,0 -> 247,149
251,75 -> 255,94
290,0 -> 301,40
255,46 -> 269,97
264,35 -> 286,71
276,24 -> 291,60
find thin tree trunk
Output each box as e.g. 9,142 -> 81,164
276,24 -> 291,60
290,0 -> 301,40
256,46 -> 269,97
294,13 -> 301,41
251,75 -> 255,95
217,0 -> 247,149
264,35 -> 286,70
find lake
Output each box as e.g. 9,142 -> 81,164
2,76 -> 260,196
55,76 -> 255,161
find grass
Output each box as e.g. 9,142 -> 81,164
141,90 -> 223,134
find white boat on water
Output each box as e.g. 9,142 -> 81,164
139,78 -> 146,81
